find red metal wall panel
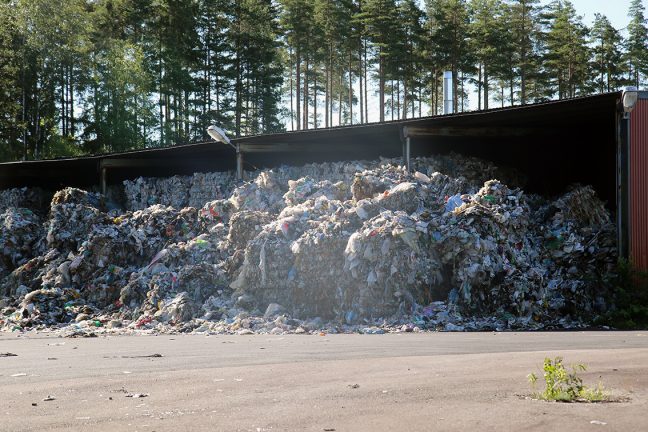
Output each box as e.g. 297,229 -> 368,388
631,99 -> 648,270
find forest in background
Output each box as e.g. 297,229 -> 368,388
0,0 -> 647,162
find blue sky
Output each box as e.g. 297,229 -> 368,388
555,0 -> 647,31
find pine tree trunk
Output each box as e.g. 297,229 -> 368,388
338,70 -> 343,125
296,48 -> 301,130
403,76 -> 407,120
290,49 -> 294,131
478,63 -> 482,111
359,41 -> 364,124
325,53 -> 330,128
69,65 -> 74,137
304,55 -> 309,130
348,53 -> 353,125
379,48 -> 384,122
314,72 -> 318,128
484,65 -> 489,110
390,81 -> 394,121
396,80 -> 400,119
364,39 -> 368,122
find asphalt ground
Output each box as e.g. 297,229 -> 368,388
1,331 -> 647,431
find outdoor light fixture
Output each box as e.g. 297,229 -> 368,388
207,125 -> 243,180
207,125 -> 235,149
622,86 -> 639,116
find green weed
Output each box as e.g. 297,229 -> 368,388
528,357 -> 607,402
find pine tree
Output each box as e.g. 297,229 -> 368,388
626,0 -> 648,88
470,0 -> 508,109
426,0 -> 473,111
590,14 -> 625,93
543,0 -> 590,99
398,0 -> 426,119
363,0 -> 399,122
508,0 -> 543,104
0,2 -> 23,162
280,0 -> 316,130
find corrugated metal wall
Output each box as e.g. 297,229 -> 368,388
631,98 -> 648,270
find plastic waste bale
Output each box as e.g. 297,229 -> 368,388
1,249 -> 64,298
352,172 -> 399,201
46,188 -> 110,254
188,171 -> 237,208
120,233 -> 230,317
199,199 -> 235,228
68,205 -> 200,306
438,180 -> 531,315
343,210 -> 443,319
11,287 -> 73,328
154,291 -> 196,323
229,171 -> 286,213
124,171 -> 236,211
50,187 -> 103,208
287,216 -> 356,318
537,185 -> 617,318
227,211 -> 274,250
0,187 -> 51,215
231,196 -> 345,313
0,208 -> 44,279
374,182 -> 421,215
283,176 -> 350,207
144,264 -> 228,322
410,152 -> 525,190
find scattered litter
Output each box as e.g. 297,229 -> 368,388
0,352 -> 17,357
122,354 -> 163,358
125,393 -> 149,398
590,420 -> 607,425
43,395 -> 56,401
11,373 -> 27,377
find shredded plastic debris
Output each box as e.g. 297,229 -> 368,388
0,153 -> 617,335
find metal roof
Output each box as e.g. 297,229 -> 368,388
0,92 -> 621,191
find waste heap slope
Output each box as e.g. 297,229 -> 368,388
0,153 -> 617,335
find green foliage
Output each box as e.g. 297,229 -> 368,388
528,357 -> 607,402
626,0 -> 648,88
595,259 -> 648,329
0,0 -> 644,162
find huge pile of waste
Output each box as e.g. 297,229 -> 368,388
0,153 -> 617,335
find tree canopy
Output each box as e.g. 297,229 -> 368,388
0,0 -> 645,162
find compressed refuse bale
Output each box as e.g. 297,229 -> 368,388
229,171 -> 286,213
438,180 -> 532,314
50,187 -> 103,209
343,211 -> 443,319
46,188 -> 110,254
199,199 -> 235,228
288,218 -> 356,319
0,187 -> 51,215
188,171 -> 238,208
283,177 -> 350,207
227,211 -> 274,250
375,182 -> 421,214
535,185 -> 617,318
0,208 -> 44,279
154,292 -> 196,323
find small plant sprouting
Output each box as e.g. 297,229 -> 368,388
527,357 -> 607,402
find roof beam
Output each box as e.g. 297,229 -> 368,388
402,125 -> 555,138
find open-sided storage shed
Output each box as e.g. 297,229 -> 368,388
0,91 -> 645,268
